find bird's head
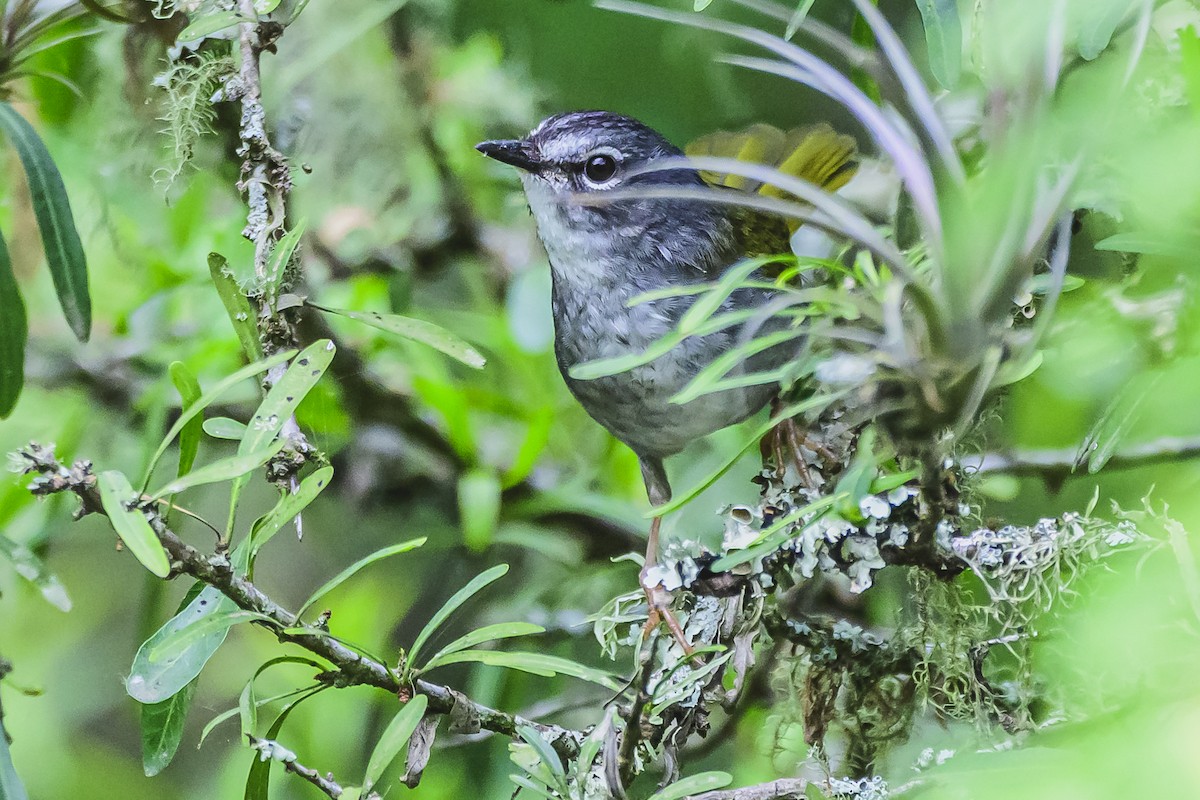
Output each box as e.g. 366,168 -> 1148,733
476,111 -> 733,281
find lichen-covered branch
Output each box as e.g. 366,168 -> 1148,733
247,736 -> 378,800
690,778 -> 810,800
16,444 -> 580,758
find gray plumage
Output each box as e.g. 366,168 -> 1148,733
477,111 -> 791,505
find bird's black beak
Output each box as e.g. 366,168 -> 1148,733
475,139 -> 541,173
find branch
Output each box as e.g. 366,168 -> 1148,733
965,435 -> 1200,476
17,444 -> 581,758
247,736 -> 379,800
690,778 -> 809,800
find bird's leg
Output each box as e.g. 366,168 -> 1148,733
765,401 -> 819,492
637,456 -> 694,655
639,516 -> 693,654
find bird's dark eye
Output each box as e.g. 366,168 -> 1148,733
583,153 -> 618,184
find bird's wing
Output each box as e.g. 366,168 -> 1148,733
686,123 -> 859,254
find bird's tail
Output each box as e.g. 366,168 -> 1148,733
685,123 -> 859,232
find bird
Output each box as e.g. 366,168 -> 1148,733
476,111 -> 856,647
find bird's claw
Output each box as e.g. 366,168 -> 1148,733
640,581 -> 694,655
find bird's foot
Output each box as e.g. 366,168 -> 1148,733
766,414 -> 836,493
640,578 -> 694,655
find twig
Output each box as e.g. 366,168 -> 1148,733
689,778 -> 809,800
17,444 -> 581,759
965,435 -> 1200,476
248,735 -> 380,799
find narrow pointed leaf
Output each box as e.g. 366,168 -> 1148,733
208,253 -> 264,361
294,537 -> 426,620
361,695 -> 428,794
199,687 -> 313,748
169,362 -> 203,478
309,302 -> 485,369
244,688 -> 326,800
96,471 -> 170,577
142,348 -> 296,490
239,340 -> 335,457
648,772 -> 734,800
420,622 -> 545,672
0,102 -> 90,341
0,231 -> 26,418
250,466 -> 334,557
785,0 -> 817,40
141,677 -> 198,776
652,393 -> 844,517
426,650 -> 620,691
517,725 -> 566,782
408,564 -> 509,665
238,657 -> 324,739
147,439 -> 284,501
263,220 -> 305,303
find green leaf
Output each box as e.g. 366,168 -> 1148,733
142,349 -> 296,491
420,622 -> 545,672
203,416 -> 248,440
408,564 -> 509,665
0,230 -> 26,419
238,657 -> 324,740
458,469 -> 501,552
361,695 -> 428,794
670,328 -> 803,405
239,340 -> 335,456
141,677 -> 198,776
199,685 -> 317,748
648,772 -> 734,800
0,534 -> 71,611
263,221 -> 305,304
785,0 -> 817,39
0,102 -> 90,342
0,722 -> 29,800
244,687 -> 326,800
1077,0 -> 1133,60
169,362 -> 203,479
569,306 -> 764,381
96,471 -> 171,577
146,440 -> 285,501
426,650 -> 620,691
1180,26 -> 1200,115
148,610 -> 269,665
1077,374 -> 1161,474
516,725 -> 566,787
694,0 -> 714,10
127,587 -> 238,703
255,0 -> 282,12
294,537 -> 426,621
208,253 -> 264,362
653,392 -> 844,517
507,775 -> 559,800
249,466 -> 334,557
309,302 -> 485,369
915,0 -> 962,89
177,10 -> 244,41
677,257 -> 772,336
1093,232 -> 1199,260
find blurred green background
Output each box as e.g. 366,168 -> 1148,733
2,0 -> 1200,798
